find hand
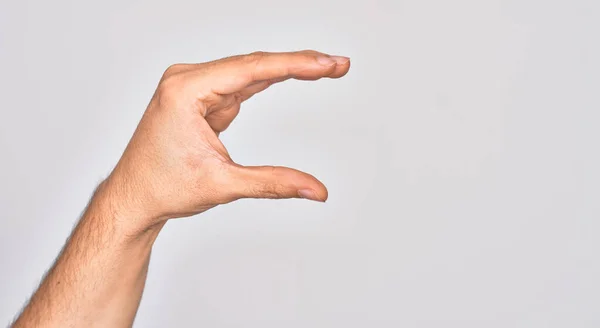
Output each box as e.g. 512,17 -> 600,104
101,50 -> 350,233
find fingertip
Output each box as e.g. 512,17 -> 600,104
298,189 -> 321,202
297,188 -> 328,202
318,179 -> 329,202
316,56 -> 336,66
330,56 -> 350,65
299,176 -> 328,202
329,58 -> 351,78
320,184 -> 329,202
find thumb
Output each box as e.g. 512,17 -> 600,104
227,165 -> 328,202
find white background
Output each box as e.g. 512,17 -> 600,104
1,0 -> 599,327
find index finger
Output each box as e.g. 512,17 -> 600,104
193,50 -> 351,94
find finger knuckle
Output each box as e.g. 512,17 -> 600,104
235,51 -> 266,82
261,167 -> 285,198
299,49 -> 319,55
245,51 -> 266,63
157,76 -> 177,94
157,64 -> 188,100
259,185 -> 280,199
156,75 -> 183,105
163,63 -> 187,77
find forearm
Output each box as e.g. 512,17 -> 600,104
13,181 -> 163,328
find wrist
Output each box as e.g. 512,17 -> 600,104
88,178 -> 165,243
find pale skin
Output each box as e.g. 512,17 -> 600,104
11,50 -> 350,328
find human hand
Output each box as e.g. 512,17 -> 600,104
99,50 -> 350,233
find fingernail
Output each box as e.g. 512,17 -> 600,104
298,189 -> 322,202
316,56 -> 336,66
330,56 -> 350,64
